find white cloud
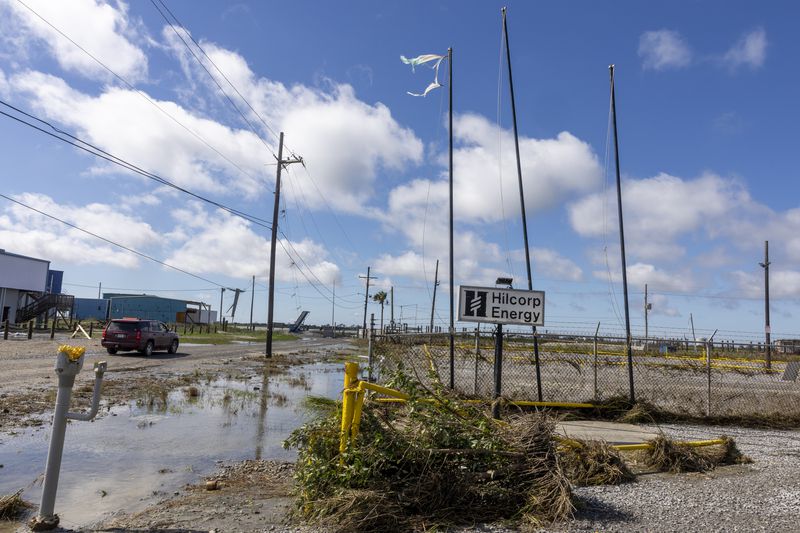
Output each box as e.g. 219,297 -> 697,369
0,192 -> 158,267
594,262 -> 696,293
1,0 -> 148,82
569,173 -> 747,261
531,248 -> 583,282
164,30 -> 423,213
166,203 -> 339,285
9,70 -> 268,196
723,28 -> 767,70
648,293 -> 681,317
638,30 -> 692,70
731,269 -> 800,299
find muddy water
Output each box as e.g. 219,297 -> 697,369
0,361 -> 343,529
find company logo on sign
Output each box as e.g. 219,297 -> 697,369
463,290 -> 487,317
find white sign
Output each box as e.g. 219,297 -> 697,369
458,285 -> 545,326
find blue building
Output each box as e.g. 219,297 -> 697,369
73,298 -> 110,321
104,293 -> 187,323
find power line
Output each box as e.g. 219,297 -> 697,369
0,193 -> 225,288
15,0 -> 264,185
0,100 -> 273,229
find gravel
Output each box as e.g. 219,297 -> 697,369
545,423 -> 800,532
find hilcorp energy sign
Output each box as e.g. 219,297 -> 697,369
458,285 -> 545,326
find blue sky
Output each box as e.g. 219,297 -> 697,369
0,0 -> 798,342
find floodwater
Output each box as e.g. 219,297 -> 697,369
0,361 -> 343,530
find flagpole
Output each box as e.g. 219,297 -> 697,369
448,46 -> 455,390
502,7 -> 543,401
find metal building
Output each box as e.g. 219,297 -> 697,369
104,293 -> 188,324
0,249 -> 50,323
73,298 -> 110,321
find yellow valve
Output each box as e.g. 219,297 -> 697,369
58,345 -> 86,362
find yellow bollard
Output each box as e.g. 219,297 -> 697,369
350,387 -> 366,442
344,361 -> 359,389
339,388 -> 356,458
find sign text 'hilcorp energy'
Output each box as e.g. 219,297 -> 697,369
458,285 -> 545,327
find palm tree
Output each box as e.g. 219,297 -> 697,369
372,290 -> 388,332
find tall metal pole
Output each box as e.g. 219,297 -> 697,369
249,275 -> 255,331
97,282 -> 101,300
609,65 -> 635,403
644,283 -> 649,349
430,259 -> 439,332
503,6 -> 542,401
760,240 -> 771,369
266,132 -> 285,358
331,280 -> 336,338
219,288 -> 225,328
448,47 -> 455,389
390,286 -> 394,329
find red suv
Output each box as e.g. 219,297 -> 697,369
102,318 -> 180,356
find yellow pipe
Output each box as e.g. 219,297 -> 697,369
344,361 -> 359,390
358,381 -> 410,400
350,389 -> 366,442
613,438 -> 726,452
339,388 -> 356,457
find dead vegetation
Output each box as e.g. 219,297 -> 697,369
557,438 -> 635,486
643,435 -> 752,473
285,369 -> 575,532
0,489 -> 32,521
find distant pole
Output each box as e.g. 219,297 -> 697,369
610,64 -> 635,403
249,275 -> 255,331
690,312 -> 696,351
448,46 -> 455,389
644,283 -> 649,349
503,6 -> 542,401
219,288 -> 225,326
390,286 -> 394,329
359,267 -> 377,339
430,259 -> 440,333
266,131 -> 302,358
97,282 -> 101,300
331,280 -> 336,338
760,240 -> 771,369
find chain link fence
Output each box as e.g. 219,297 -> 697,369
372,331 -> 800,418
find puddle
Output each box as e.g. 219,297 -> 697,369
0,361 -> 343,530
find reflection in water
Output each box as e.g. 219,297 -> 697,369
0,361 -> 342,529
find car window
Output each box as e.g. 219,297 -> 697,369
108,322 -> 140,332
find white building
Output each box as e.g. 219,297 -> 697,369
0,249 -> 50,323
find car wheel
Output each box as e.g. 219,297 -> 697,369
168,339 -> 179,354
142,340 -> 154,356
106,347 -> 117,355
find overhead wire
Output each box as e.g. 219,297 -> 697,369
0,193 -> 225,288
14,0 -> 264,185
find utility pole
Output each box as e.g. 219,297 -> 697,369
331,280 -> 336,338
266,131 -> 303,358
430,259 -> 440,333
219,288 -> 225,327
359,267 -> 377,338
760,240 -> 771,369
97,282 -> 101,300
690,312 -> 696,351
249,275 -> 255,331
390,286 -> 394,330
448,46 -> 455,389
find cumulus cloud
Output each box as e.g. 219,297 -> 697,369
166,203 -> 339,285
723,28 -> 767,70
638,30 -> 692,70
9,70 -> 269,196
531,248 -> 583,282
1,0 -> 148,82
731,269 -> 800,299
163,29 -> 423,213
648,293 -> 681,317
594,262 -> 696,293
0,192 -> 158,267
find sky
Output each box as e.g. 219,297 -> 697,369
0,0 -> 798,342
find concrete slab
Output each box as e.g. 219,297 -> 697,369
556,420 -> 660,445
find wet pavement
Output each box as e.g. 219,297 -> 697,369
0,361 -> 343,530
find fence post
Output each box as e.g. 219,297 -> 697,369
368,314 -> 375,383
474,326 -> 480,395
593,322 -> 600,401
492,324 -> 504,419
706,340 -> 712,417
50,318 -> 56,339
28,320 -> 34,339
4,319 -> 9,340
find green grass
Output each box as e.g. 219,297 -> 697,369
180,329 -> 297,344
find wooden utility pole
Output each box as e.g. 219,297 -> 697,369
760,240 -> 771,369
266,132 -> 303,358
249,275 -> 255,331
331,280 -> 336,338
609,65 -> 635,403
360,267 -> 377,338
219,288 -> 225,328
430,259 -> 440,332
